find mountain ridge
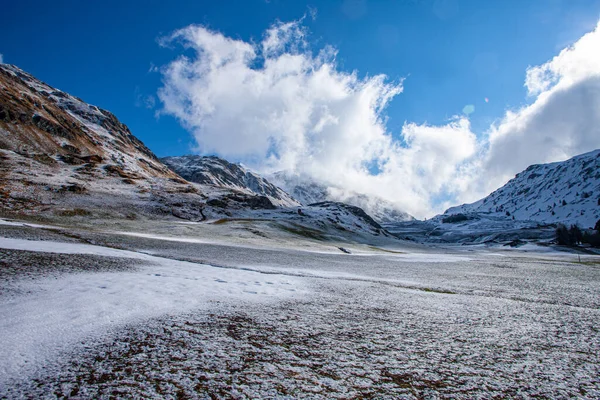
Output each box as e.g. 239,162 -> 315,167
161,155 -> 299,208
268,171 -> 415,224
440,149 -> 600,228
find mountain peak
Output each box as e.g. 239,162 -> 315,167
161,155 -> 300,208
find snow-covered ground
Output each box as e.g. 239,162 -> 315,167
0,220 -> 599,398
0,237 -> 305,389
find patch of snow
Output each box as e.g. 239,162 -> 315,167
0,238 -> 306,385
0,219 -> 24,227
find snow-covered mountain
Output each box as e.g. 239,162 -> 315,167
338,193 -> 415,224
161,155 -> 299,208
269,172 -> 414,223
442,149 -> 600,229
0,64 -> 392,241
269,172 -> 328,206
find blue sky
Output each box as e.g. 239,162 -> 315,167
2,0 -> 600,216
1,0 -> 596,155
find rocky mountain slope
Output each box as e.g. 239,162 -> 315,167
441,149 -> 600,229
0,65 -> 175,180
0,64 -> 390,242
269,172 -> 414,224
0,63 -> 210,219
161,155 -> 299,208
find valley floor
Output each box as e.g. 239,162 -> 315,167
0,218 -> 599,399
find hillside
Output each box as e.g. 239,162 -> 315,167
442,150 -> 600,229
0,63 -> 209,220
0,65 -> 175,180
161,155 -> 299,208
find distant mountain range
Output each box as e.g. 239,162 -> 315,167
2,63 -> 598,244
441,150 -> 600,229
268,172 -> 415,224
161,156 -> 415,224
161,155 -> 299,208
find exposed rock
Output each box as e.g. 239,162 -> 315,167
228,194 -> 276,209
81,154 -> 102,163
59,183 -> 87,194
207,199 -> 228,208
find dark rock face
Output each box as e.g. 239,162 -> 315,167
207,199 -> 228,208
228,194 -> 276,210
441,214 -> 470,224
206,194 -> 276,210
59,183 -> 87,193
31,114 -> 74,139
81,155 -> 103,163
58,154 -> 85,165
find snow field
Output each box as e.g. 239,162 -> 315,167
0,223 -> 599,398
0,237 -> 305,386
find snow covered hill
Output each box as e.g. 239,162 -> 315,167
161,155 -> 299,208
269,172 -> 414,224
442,149 -> 600,229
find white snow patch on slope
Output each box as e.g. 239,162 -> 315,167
0,238 -> 305,386
0,219 -> 24,227
0,219 -> 60,230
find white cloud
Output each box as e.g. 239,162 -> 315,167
477,21 -> 600,198
134,87 -> 156,109
158,20 -> 600,218
0,54 -> 3,64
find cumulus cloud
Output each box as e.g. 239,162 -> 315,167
477,21 -> 600,197
158,19 -> 600,218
